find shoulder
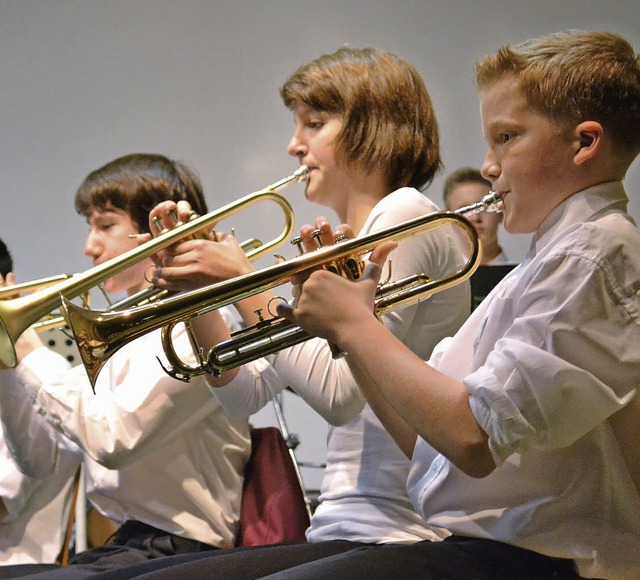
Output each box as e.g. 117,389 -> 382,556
532,213 -> 640,314
370,188 -> 440,224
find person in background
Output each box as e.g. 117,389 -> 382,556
443,167 -> 509,265
0,239 -> 78,570
0,154 -> 250,578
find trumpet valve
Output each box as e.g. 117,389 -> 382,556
310,229 -> 324,247
290,236 -> 304,255
151,215 -> 168,235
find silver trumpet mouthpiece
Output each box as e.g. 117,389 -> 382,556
483,191 -> 504,213
293,165 -> 309,182
456,191 -> 504,217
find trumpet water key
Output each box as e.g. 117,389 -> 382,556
64,191 -> 503,389
0,166 -> 306,368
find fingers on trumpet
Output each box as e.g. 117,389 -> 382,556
287,219 -> 364,288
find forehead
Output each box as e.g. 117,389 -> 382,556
292,103 -> 339,120
479,77 -> 529,126
86,207 -> 131,224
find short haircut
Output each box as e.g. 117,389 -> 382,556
280,46 -> 442,191
475,30 -> 640,157
75,153 -> 208,234
0,238 -> 13,278
443,167 -> 491,208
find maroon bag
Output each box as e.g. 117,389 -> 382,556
236,427 -> 311,546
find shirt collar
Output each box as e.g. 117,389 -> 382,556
530,181 -> 628,257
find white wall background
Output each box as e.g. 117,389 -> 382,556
2,0 -> 639,490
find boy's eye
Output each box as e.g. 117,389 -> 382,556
499,133 -> 513,144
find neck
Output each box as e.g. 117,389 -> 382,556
480,241 -> 502,265
338,172 -> 390,233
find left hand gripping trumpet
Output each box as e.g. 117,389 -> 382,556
62,191 -> 503,390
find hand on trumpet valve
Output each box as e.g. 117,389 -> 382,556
151,234 -> 254,293
288,219 -> 362,292
277,241 -> 397,347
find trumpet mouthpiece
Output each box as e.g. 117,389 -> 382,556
485,191 -> 504,213
294,165 -> 309,182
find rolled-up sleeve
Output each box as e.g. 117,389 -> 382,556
466,249 -> 640,465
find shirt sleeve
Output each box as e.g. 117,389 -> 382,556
12,326 -> 224,470
212,358 -> 286,419
0,348 -> 76,478
467,249 -> 640,465
0,430 -> 40,521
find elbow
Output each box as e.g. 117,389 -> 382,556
311,395 -> 366,426
452,438 -> 497,479
323,406 -> 363,426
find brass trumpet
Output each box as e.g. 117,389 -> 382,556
0,166 -> 307,368
63,192 -> 503,389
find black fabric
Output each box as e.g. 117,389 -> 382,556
92,540 -> 365,580
0,520 -> 218,579
0,564 -> 60,579
88,536 -> 581,580
262,537 -> 582,580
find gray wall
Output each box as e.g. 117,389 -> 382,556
2,0 -> 639,489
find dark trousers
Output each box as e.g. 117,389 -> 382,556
88,536 -> 582,580
0,520 -> 218,579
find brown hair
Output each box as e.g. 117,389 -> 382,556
476,30 -> 640,157
443,167 -> 491,209
0,238 -> 13,278
280,47 -> 442,191
74,153 -> 208,234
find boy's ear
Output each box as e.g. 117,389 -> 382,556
573,121 -> 603,165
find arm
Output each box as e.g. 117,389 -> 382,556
0,431 -> 41,522
0,332 -> 77,479
609,392 -> 640,498
7,323 -> 229,469
278,244 -> 495,477
149,199 -> 274,329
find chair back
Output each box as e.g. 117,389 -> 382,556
237,426 -> 311,546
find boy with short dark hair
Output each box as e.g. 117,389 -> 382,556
0,154 -> 250,576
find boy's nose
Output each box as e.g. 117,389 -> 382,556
480,154 -> 500,182
83,231 -> 100,258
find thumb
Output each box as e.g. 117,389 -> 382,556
275,300 -> 295,322
361,241 -> 397,285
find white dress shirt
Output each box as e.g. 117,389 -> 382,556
215,187 -> 469,544
408,181 -> 640,580
0,314 -> 251,549
0,423 -> 77,564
